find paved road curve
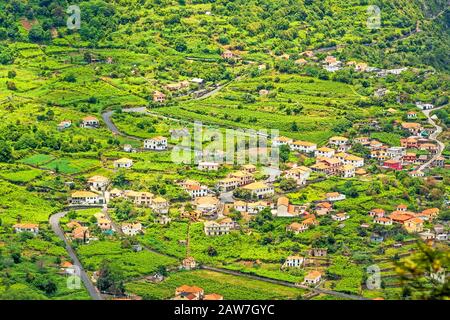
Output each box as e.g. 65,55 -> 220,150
418,105 -> 447,172
49,211 -> 103,300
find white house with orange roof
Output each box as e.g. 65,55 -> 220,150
184,184 -> 210,198
331,212 -> 349,221
233,200 -> 247,213
374,217 -> 393,226
121,222 -> 142,236
88,175 -> 109,191
151,196 -> 169,214
338,164 -> 356,178
326,192 -> 346,202
81,116 -> 99,128
144,136 -> 168,150
329,136 -> 349,147
369,208 -> 385,218
241,164 -> 257,173
198,161 -> 220,171
217,177 -> 240,192
70,191 -> 104,205
13,223 -> 39,235
303,270 -> 322,285
174,285 -> 204,300
247,201 -> 274,215
229,171 -> 255,186
286,222 -> 308,234
58,120 -> 72,130
114,158 -> 133,169
97,218 -> 112,231
195,196 -> 220,216
289,140 -> 317,153
284,166 -> 311,185
204,220 -> 231,236
242,182 -> 274,199
315,147 -> 335,158
153,91 -> 166,103
272,136 -> 293,147
276,198 -> 304,217
404,218 -> 424,233
123,190 -> 154,207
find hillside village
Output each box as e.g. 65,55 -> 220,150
0,0 -> 448,302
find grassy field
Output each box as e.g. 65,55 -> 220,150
125,269 -> 305,300
76,240 -> 178,279
153,74 -> 377,144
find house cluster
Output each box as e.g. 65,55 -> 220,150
216,165 -> 257,192
273,135 -> 365,179
110,189 -> 170,214
286,214 -> 319,234
174,285 -> 223,300
370,205 -> 446,238
322,55 -> 343,73
358,132 -> 443,173
66,220 -> 91,242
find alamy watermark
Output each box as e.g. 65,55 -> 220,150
66,265 -> 82,290
366,264 -> 381,289
367,5 -> 381,30
67,5 -> 81,30
171,121 -> 280,168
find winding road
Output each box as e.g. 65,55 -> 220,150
49,210 -> 103,300
418,105 -> 447,172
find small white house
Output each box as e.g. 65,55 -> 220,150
289,140 -> 317,153
114,158 -> 133,169
198,162 -> 219,171
144,136 -> 168,151
87,175 -> 109,191
184,184 -> 210,198
81,116 -> 99,128
303,271 -> 322,285
283,256 -> 304,268
272,136 -> 293,147
242,182 -> 274,199
315,147 -> 335,158
326,192 -> 346,202
329,136 -> 348,147
13,223 -> 39,235
416,102 -> 434,110
70,191 -> 104,205
151,197 -> 169,214
121,222 -> 142,236
331,213 -> 349,221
